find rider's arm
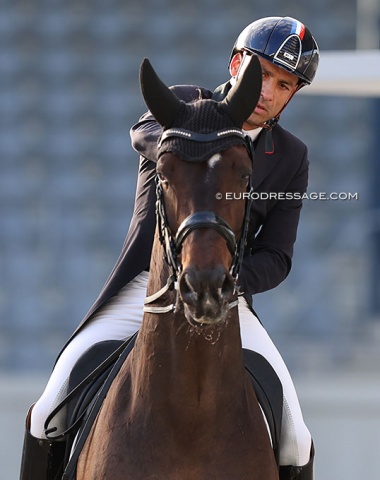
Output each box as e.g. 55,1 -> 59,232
239,141 -> 309,296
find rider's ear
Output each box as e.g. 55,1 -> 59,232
229,53 -> 243,78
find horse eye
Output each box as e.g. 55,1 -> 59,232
158,174 -> 169,188
242,173 -> 251,185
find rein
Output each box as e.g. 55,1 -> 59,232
143,127 -> 254,315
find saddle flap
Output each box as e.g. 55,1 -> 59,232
66,340 -> 126,430
243,348 -> 283,464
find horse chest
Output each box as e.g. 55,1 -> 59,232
77,371 -> 277,480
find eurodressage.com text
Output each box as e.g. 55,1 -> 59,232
217,192 -> 359,201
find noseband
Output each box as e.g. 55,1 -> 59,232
143,127 -> 254,314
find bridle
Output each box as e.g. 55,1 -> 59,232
143,127 -> 255,314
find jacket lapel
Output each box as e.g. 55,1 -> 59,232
252,129 -> 282,189
213,82 -> 282,189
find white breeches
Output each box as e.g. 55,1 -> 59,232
30,271 -> 311,466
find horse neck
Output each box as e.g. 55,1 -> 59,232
131,234 -> 248,411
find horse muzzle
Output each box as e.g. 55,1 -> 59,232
178,265 -> 235,325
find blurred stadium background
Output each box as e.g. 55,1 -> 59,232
1,0 -> 379,478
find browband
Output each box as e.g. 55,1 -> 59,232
158,127 -> 246,146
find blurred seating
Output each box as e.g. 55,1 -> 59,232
0,1 -> 373,372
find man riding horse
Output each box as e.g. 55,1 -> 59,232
20,16 -> 319,480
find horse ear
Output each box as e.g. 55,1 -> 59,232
140,58 -> 183,128
221,54 -> 262,127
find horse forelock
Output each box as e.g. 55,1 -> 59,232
158,99 -> 248,163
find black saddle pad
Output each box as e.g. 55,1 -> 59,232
61,337 -> 283,478
65,339 -> 128,434
243,348 -> 283,458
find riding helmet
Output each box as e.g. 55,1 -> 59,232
230,16 -> 319,85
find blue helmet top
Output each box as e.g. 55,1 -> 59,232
230,16 -> 319,85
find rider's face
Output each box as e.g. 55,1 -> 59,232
229,54 -> 299,130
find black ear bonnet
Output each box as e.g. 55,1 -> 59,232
139,56 -> 262,162
157,100 -> 251,162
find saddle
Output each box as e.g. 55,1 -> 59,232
46,335 -> 283,479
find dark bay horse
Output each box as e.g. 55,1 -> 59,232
76,56 -> 278,479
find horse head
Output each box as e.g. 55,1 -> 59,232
140,56 -> 262,326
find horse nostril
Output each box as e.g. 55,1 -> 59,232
221,272 -> 235,300
179,272 -> 198,305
